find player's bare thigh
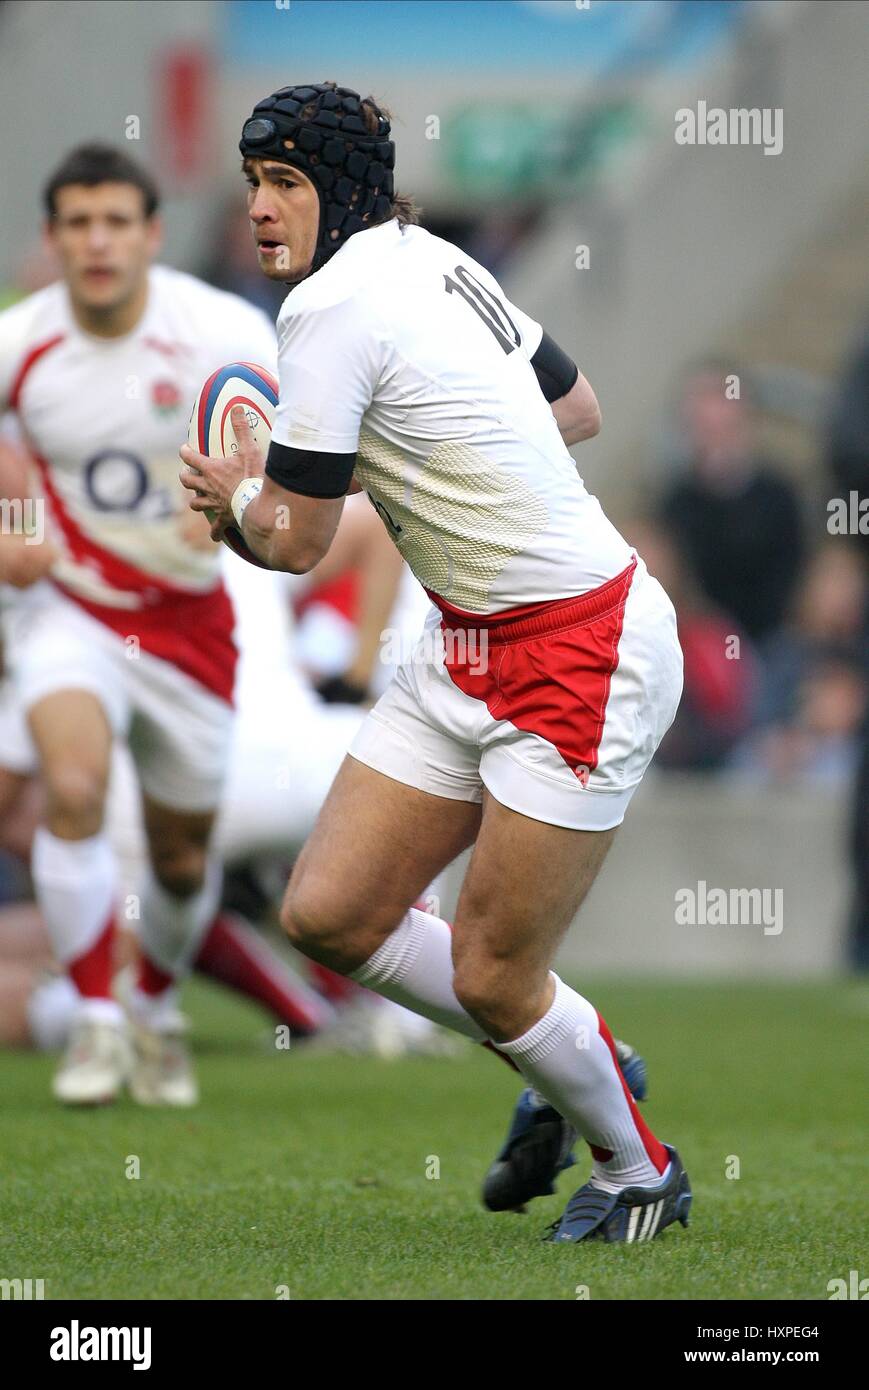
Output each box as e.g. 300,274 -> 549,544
27,690 -> 112,839
450,789 -> 617,1043
280,754 -> 481,971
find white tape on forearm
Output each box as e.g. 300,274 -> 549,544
230,477 -> 264,529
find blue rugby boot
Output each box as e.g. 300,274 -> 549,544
545,1143 -> 692,1243
482,1038 -> 648,1213
615,1041 -> 647,1102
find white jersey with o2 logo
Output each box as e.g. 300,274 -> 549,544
0,266 -> 277,720
0,265 -> 277,609
271,218 -> 632,615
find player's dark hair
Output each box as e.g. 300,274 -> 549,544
299,81 -> 422,229
43,144 -> 161,219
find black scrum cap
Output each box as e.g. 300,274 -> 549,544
240,83 -> 396,274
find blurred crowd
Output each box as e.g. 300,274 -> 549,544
635,350 -> 868,967
634,358 -> 867,791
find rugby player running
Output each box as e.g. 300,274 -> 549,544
181,82 -> 691,1244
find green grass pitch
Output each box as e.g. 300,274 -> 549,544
1,975 -> 865,1300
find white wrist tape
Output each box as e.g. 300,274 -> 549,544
230,477 -> 264,529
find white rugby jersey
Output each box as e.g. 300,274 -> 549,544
271,219 -> 632,614
0,266 -> 277,609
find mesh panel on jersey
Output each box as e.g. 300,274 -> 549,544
356,428 -> 549,612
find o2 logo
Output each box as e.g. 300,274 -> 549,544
84,451 -> 174,520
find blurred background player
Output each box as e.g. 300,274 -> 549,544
0,466 -> 453,1060
0,144 -> 278,1105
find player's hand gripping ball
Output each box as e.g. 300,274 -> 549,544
181,362 -> 278,567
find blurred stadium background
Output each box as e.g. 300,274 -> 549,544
1,0 -> 864,980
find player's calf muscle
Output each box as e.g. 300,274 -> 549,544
449,810 -> 618,1040
143,801 -> 215,897
149,844 -> 210,898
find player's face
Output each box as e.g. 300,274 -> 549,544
244,159 -> 320,282
47,183 -> 161,312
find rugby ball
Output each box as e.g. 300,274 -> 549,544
187,361 -> 279,567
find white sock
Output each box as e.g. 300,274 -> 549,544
27,975 -> 81,1050
137,856 -> 222,984
497,974 -> 669,1191
350,907 -> 486,1041
31,826 -> 116,965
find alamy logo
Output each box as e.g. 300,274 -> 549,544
0,1277 -> 44,1299
827,1270 -> 869,1300
0,497 -> 44,544
675,881 -> 783,936
380,624 -> 490,676
675,101 -> 783,156
827,492 -> 869,535
50,1321 -> 152,1370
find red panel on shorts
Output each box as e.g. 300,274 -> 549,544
438,561 -> 636,778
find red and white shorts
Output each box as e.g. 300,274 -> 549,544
348,556 -> 683,831
2,582 -> 235,813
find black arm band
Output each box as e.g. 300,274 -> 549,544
530,330 -> 579,404
265,441 -> 356,499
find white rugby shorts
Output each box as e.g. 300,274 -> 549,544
348,556 -> 683,831
3,584 -> 233,812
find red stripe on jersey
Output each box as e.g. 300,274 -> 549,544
438,561 -> 636,777
32,454 -> 236,703
8,334 -> 66,411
